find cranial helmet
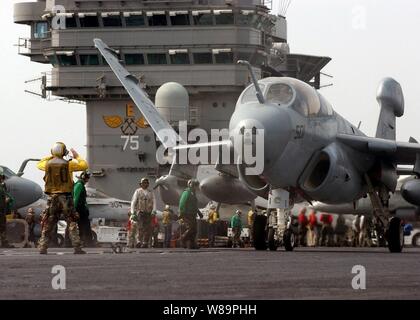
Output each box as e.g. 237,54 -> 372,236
187,179 -> 199,188
140,177 -> 149,183
80,171 -> 91,180
51,142 -> 68,158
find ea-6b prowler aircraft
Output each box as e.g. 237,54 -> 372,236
0,161 -> 43,210
95,38 -> 420,253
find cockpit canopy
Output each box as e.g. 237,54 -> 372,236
239,77 -> 334,117
0,166 -> 16,179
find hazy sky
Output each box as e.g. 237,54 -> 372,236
1,0 -> 420,187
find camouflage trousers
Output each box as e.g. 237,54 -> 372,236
139,213 -> 152,247
39,194 -> 81,251
127,221 -> 138,248
0,214 -> 8,246
232,227 -> 242,248
181,217 -> 197,248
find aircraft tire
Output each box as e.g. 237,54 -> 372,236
283,229 -> 295,252
268,227 -> 277,251
253,214 -> 267,251
387,217 -> 404,253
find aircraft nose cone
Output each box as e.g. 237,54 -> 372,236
8,177 -> 43,209
22,178 -> 43,206
230,105 -> 292,173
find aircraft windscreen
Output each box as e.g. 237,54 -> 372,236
317,92 -> 334,116
0,166 -> 16,178
266,83 -> 294,105
281,80 -> 321,117
241,84 -> 266,104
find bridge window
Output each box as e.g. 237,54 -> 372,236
147,12 -> 168,26
102,13 -> 122,27
47,55 -> 58,67
34,22 -> 48,39
125,54 -> 145,65
79,14 -> 99,28
80,54 -> 100,66
193,52 -> 213,64
169,50 -> 190,64
57,54 -> 77,66
147,53 -> 167,65
214,10 -> 234,25
237,11 -> 257,26
124,13 -> 145,27
213,49 -> 233,64
192,11 -> 213,25
170,12 -> 190,26
66,16 -> 78,28
237,51 -> 254,62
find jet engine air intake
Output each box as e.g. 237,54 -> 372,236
237,160 -> 269,198
304,152 -> 330,189
299,144 -> 363,204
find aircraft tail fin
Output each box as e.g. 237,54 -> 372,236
375,78 -> 404,140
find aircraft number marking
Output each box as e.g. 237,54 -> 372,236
122,135 -> 140,151
109,201 -> 123,208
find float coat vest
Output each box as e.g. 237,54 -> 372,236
44,158 -> 73,194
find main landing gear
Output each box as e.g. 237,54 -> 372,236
365,174 -> 404,253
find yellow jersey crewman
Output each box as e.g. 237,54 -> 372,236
37,142 -> 88,254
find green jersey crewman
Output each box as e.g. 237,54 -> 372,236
179,179 -> 203,249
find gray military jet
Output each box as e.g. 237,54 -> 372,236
95,38 -> 420,253
0,161 -> 43,210
18,187 -> 131,223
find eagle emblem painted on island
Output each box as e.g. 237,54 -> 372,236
103,104 -> 149,135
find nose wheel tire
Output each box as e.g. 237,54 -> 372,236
268,227 -> 278,251
253,214 -> 267,251
283,229 -> 295,252
386,217 -> 404,253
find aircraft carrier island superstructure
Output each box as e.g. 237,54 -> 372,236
14,0 -> 330,201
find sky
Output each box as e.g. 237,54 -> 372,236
1,0 -> 420,187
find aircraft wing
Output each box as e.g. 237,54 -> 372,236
337,134 -> 420,165
95,39 -> 236,178
94,38 -> 180,149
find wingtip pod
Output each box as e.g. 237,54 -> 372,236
376,77 -> 405,118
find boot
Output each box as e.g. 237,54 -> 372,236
74,248 -> 86,254
1,242 -> 15,248
39,248 -> 48,254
